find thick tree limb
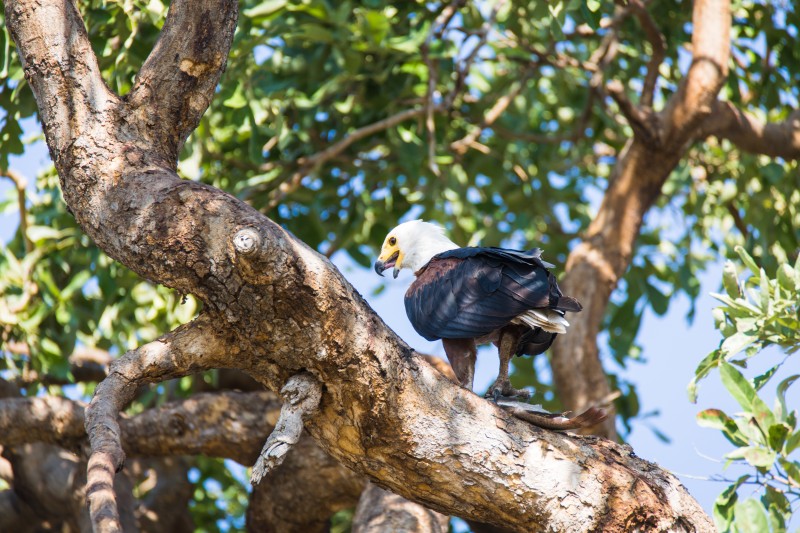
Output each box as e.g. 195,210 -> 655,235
127,0 -> 238,163
353,482 -> 450,533
698,100 -> 800,158
552,0 -> 732,438
0,391 -> 279,463
247,434 -> 365,532
661,0 -> 732,145
5,0 -> 714,530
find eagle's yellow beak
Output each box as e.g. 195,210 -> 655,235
374,241 -> 404,279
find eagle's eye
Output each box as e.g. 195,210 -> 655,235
388,236 -> 397,246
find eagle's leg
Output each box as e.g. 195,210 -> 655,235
442,338 -> 477,390
486,328 -> 531,400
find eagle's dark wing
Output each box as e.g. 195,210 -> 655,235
404,247 -> 580,341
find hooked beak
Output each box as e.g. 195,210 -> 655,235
374,250 -> 400,279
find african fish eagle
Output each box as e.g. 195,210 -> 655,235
374,220 -> 581,400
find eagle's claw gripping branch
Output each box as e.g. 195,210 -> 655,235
251,373 -> 323,485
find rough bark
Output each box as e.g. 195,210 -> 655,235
698,100 -> 800,158
353,482 -> 450,533
5,0 -> 714,531
247,435 -> 365,533
551,0 -> 732,438
0,391 -> 279,463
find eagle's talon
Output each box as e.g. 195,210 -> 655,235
486,382 -> 531,402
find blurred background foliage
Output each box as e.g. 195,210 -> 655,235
1,0 -> 799,530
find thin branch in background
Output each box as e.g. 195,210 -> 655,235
420,0 -> 467,177
421,41 -> 441,177
450,68 -> 535,155
264,107 -> 428,210
492,85 -> 596,145
606,79 -> 662,146
0,169 -> 32,254
725,199 -> 749,239
444,0 -> 504,109
628,0 -> 666,108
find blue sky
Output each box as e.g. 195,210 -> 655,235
1,123 -> 795,526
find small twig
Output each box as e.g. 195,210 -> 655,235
421,42 -> 441,177
444,1 -> 504,109
726,200 -> 749,239
265,107 -> 428,210
0,169 -> 32,254
450,69 -> 535,155
628,0 -> 666,108
492,85 -> 596,145
251,372 -> 322,484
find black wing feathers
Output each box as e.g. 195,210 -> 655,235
405,247 -> 576,341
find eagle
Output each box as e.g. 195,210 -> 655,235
374,220 -> 582,401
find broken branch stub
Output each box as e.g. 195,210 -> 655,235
251,373 -> 322,485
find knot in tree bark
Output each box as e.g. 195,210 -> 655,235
233,227 -> 261,255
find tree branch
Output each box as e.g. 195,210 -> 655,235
0,169 -> 32,253
247,434 -> 365,532
628,0 -> 666,108
352,482 -> 449,533
450,70 -> 535,155
698,100 -> 800,158
265,106 -> 427,209
4,0 -> 115,161
84,317 -> 232,532
607,79 -> 661,146
127,0 -> 239,163
662,0 -> 731,145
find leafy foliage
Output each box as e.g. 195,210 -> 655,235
694,249 -> 800,532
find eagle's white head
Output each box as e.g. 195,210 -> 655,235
374,220 -> 459,278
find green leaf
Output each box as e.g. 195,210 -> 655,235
752,365 -> 778,391
645,283 -> 669,315
759,267 -> 770,312
767,423 -> 789,452
243,0 -> 287,19
719,363 -> 774,430
722,260 -> 740,298
776,374 -> 799,422
779,458 -> 800,485
579,3 -> 601,30
26,225 -> 63,243
688,349 -> 723,402
735,246 -> 760,275
744,447 -> 776,469
714,475 -> 749,531
697,408 -> 748,446
720,332 -> 755,358
786,430 -> 800,454
733,498 -> 769,533
776,263 -> 797,291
